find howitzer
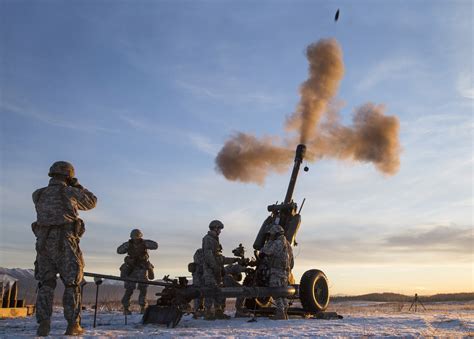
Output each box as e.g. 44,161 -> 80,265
139,144 -> 332,326
243,144 -> 330,313
84,271 -> 298,328
253,144 -> 306,249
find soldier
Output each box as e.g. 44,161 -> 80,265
260,224 -> 294,320
117,229 -> 158,315
189,248 -> 204,318
202,220 -> 238,320
32,161 -> 97,336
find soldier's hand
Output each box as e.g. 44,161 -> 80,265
69,177 -> 84,189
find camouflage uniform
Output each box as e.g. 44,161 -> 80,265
202,230 -> 224,314
191,248 -> 204,314
260,225 -> 294,319
202,220 -> 237,319
117,234 -> 158,312
32,162 -> 97,336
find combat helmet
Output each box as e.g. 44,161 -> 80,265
130,229 -> 143,239
209,220 -> 224,230
48,161 -> 75,178
268,224 -> 284,235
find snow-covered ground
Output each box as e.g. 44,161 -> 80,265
1,301 -> 472,337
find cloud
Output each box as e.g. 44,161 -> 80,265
356,56 -> 420,92
384,224 -> 472,253
298,223 -> 472,265
457,73 -> 474,99
120,114 -> 219,157
1,102 -> 118,133
175,79 -> 281,107
186,133 -> 219,156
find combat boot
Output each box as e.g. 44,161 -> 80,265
65,322 -> 84,335
215,309 -> 231,320
204,309 -> 216,321
36,319 -> 51,337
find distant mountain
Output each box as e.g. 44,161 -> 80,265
0,267 -> 162,305
0,267 -> 35,281
332,292 -> 474,302
2,267 -> 472,305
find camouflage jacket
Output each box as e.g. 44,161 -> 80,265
193,248 -> 204,275
261,234 -> 294,275
32,178 -> 97,226
202,231 -> 221,272
117,239 -> 158,256
202,231 -> 237,273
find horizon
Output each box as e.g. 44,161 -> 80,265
1,1 -> 472,296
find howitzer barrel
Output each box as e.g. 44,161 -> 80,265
83,272 -> 172,287
284,144 -> 306,204
182,286 -> 297,300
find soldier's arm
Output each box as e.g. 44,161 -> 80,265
32,188 -> 45,204
117,242 -> 129,254
144,240 -> 158,250
68,187 -> 97,211
225,264 -> 246,275
222,256 -> 239,265
287,241 -> 294,269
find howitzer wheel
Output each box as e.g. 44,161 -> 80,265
299,269 -> 329,312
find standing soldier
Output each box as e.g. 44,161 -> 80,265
117,229 -> 158,315
202,220 -> 238,320
189,248 -> 204,318
32,161 -> 97,336
260,224 -> 294,320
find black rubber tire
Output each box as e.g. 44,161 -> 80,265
300,269 -> 330,312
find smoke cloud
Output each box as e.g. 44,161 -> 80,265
286,39 -> 345,143
215,38 -> 401,184
308,103 -> 401,174
215,133 -> 293,185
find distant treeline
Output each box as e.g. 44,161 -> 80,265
332,292 -> 474,302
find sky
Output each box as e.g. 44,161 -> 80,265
0,0 -> 472,295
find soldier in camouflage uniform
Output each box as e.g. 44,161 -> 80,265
117,229 -> 158,314
202,220 -> 238,320
32,161 -> 97,336
190,248 -> 204,318
260,224 -> 294,320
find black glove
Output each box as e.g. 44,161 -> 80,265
69,177 -> 84,189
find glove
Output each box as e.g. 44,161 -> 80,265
69,177 -> 84,189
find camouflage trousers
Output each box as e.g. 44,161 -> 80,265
203,268 -> 224,312
269,272 -> 288,314
121,268 -> 148,308
192,272 -> 204,311
34,226 -> 84,324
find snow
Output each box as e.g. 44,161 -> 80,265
1,302 -> 473,337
